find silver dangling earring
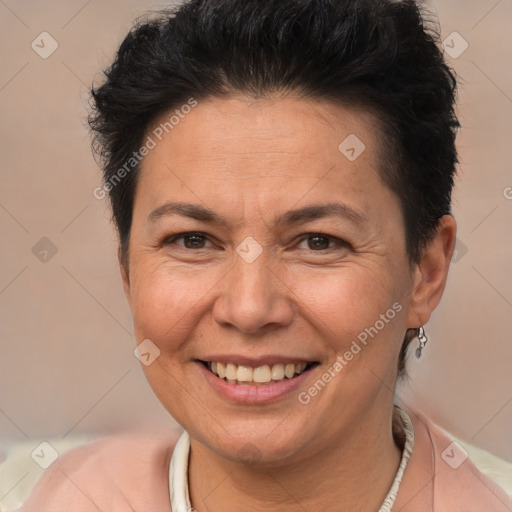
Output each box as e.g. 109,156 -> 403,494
415,326 -> 428,358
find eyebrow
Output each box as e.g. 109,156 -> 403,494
147,201 -> 366,227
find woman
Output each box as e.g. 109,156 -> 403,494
22,0 -> 512,510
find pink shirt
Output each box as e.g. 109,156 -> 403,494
20,407 -> 512,511
396,406 -> 512,511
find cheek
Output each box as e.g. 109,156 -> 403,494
128,246 -> 407,365
130,260 -> 217,349
292,265 -> 405,357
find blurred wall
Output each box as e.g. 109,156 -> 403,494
1,0 -> 511,465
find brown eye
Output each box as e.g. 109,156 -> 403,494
183,234 -> 207,249
296,233 -> 350,252
307,235 -> 330,250
165,232 -> 212,249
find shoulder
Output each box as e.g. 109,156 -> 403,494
425,414 -> 512,510
401,407 -> 512,512
20,429 -> 181,511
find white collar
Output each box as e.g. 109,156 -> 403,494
169,406 -> 414,512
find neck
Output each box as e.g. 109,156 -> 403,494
188,405 -> 402,512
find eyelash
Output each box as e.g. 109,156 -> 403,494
163,232 -> 350,252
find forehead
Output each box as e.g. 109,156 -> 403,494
135,96 -> 396,224
145,95 -> 382,166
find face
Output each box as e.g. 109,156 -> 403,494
122,96 -> 435,465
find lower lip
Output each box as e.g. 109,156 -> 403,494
197,362 -> 315,404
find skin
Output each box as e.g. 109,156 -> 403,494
120,95 -> 456,511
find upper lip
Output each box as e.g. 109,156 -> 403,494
197,355 -> 319,367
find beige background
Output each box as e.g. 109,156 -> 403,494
1,0 -> 511,469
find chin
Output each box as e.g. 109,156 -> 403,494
195,418 -> 317,467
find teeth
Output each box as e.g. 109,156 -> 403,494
217,362 -> 226,379
236,365 -> 253,382
296,363 -> 307,374
271,364 -> 285,380
206,361 -> 311,384
253,365 -> 272,383
284,363 -> 295,379
225,363 -> 237,381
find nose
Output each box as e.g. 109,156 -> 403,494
212,254 -> 294,335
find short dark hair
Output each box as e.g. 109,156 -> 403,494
88,0 -> 460,377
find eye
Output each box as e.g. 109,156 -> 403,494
162,232 -> 349,252
164,232 -> 213,250
296,233 -> 349,251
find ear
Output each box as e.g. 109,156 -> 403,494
406,215 -> 457,328
118,245 -> 132,310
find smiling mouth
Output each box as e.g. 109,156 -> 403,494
199,360 -> 319,385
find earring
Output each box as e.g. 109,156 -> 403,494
415,326 -> 428,359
